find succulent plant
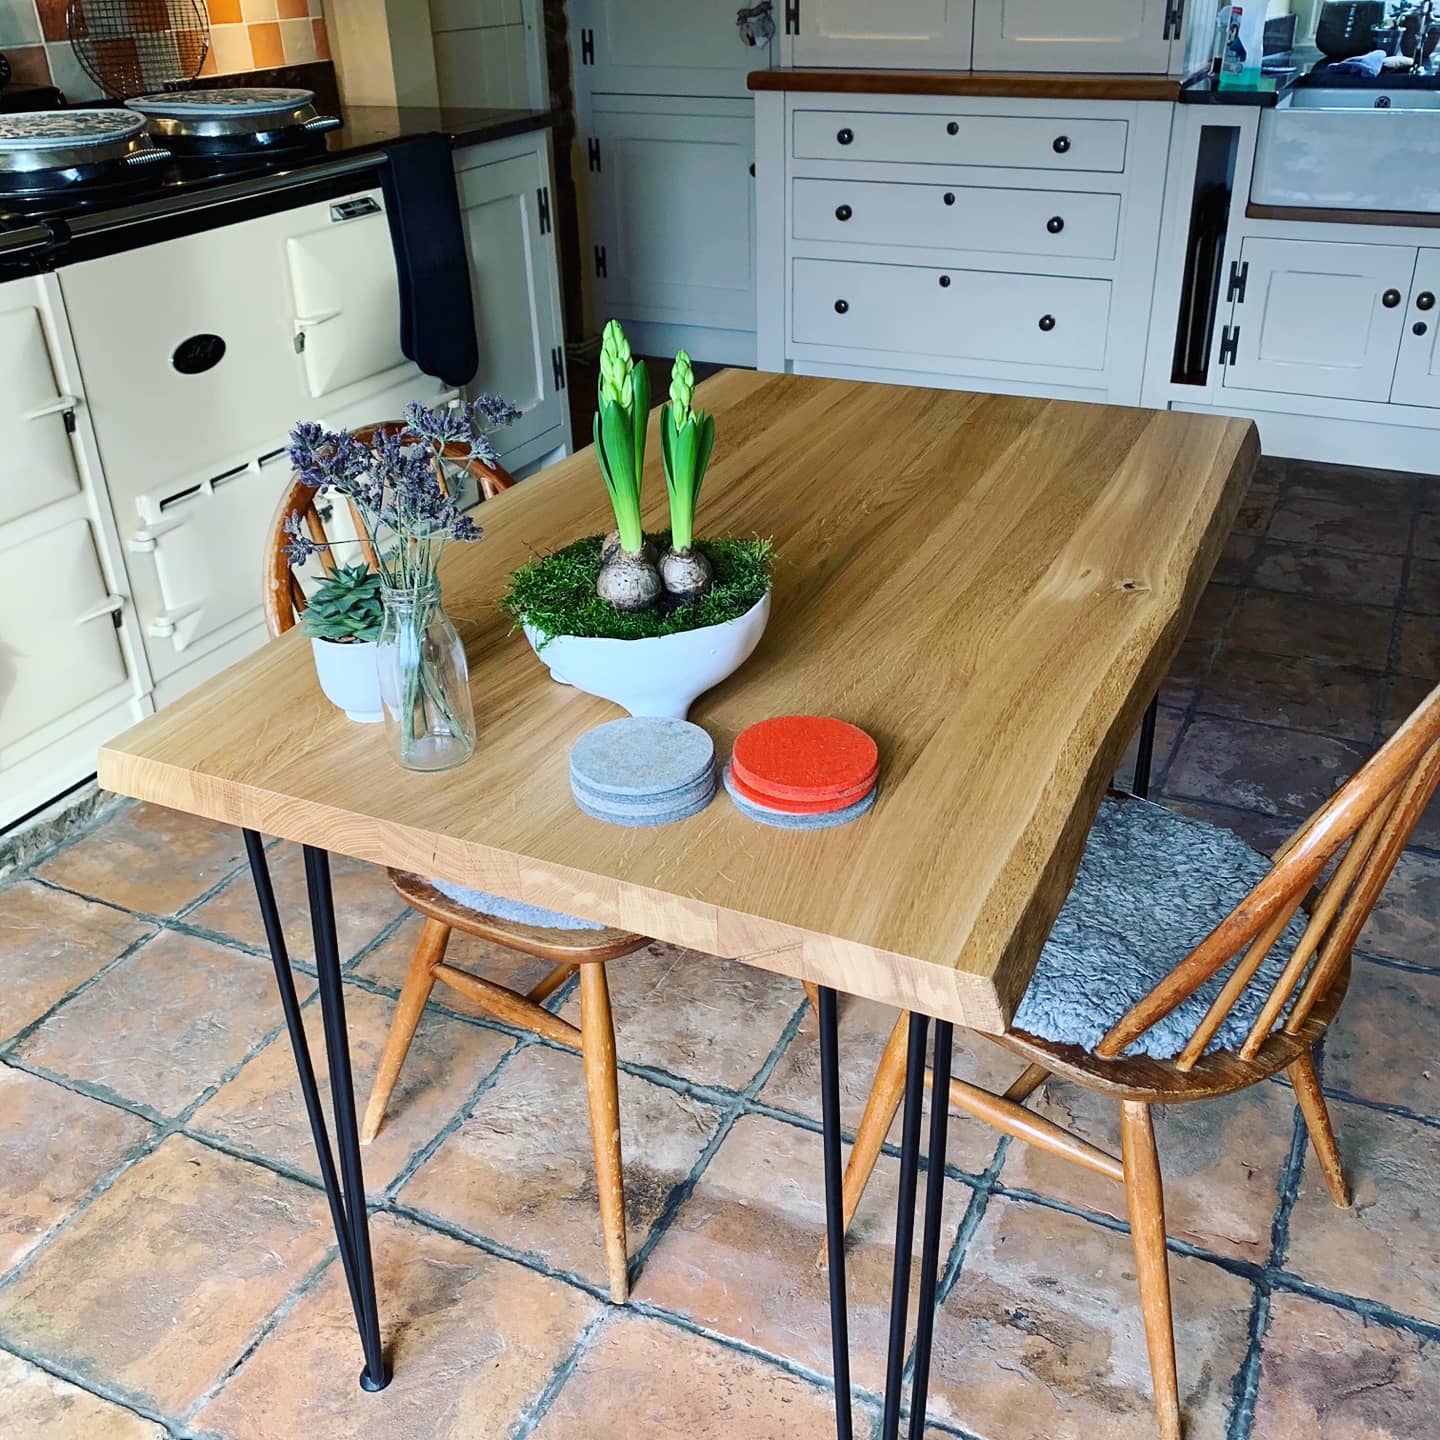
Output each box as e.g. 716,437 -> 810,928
300,563 -> 384,643
659,351 -> 717,600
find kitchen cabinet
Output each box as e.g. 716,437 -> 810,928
0,296 -> 81,530
791,0 -> 976,69
1391,248 -> 1440,409
972,0 -> 1182,74
569,0 -> 761,99
1219,238 -> 1416,403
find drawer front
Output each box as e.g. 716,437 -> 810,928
794,258 -> 1110,371
792,109 -> 1128,173
793,179 -> 1121,259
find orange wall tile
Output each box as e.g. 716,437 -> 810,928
208,0 -> 244,24
6,44 -> 52,86
277,0 -> 309,17
247,20 -> 284,68
312,17 -> 328,60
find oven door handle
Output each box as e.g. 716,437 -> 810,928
73,594 -> 126,626
147,602 -> 205,649
25,392 -> 79,421
294,308 -> 342,328
129,512 -> 191,552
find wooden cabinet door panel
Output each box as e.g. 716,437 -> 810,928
794,0 -> 976,69
973,0 -> 1177,73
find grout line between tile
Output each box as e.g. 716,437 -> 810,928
509,1307 -> 614,1440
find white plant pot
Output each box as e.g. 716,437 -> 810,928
522,590 -> 771,720
310,637 -> 383,723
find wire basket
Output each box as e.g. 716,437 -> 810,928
65,0 -> 211,101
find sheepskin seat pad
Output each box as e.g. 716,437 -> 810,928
429,879 -> 605,932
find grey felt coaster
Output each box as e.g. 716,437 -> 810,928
573,777 -> 717,828
572,764 -> 716,813
570,717 -> 715,799
722,763 -> 877,830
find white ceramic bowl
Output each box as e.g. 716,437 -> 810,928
310,636 -> 383,722
522,590 -> 770,720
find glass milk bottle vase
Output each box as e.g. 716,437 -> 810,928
376,581 -> 476,771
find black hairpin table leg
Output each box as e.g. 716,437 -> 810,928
818,989 -> 953,1439
243,831 -> 389,1392
1132,693 -> 1160,800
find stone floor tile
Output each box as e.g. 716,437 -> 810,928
1165,717 -> 1368,818
1212,533 -> 1258,587
189,984 -> 514,1197
0,1350 -> 167,1439
1159,636 -> 1213,708
0,1134 -> 331,1416
1115,706 -> 1186,794
1228,590 -> 1395,670
1232,488 -> 1277,537
0,880 -> 153,1044
924,1195 -> 1254,1440
1268,494 -> 1412,557
1285,1101 -> 1440,1324
1396,613 -> 1440,681
1382,674 -> 1436,737
1188,583 -> 1240,645
35,802 -> 245,916
1159,798 -> 1305,859
0,1064 -> 152,1274
633,1112 -> 968,1393
1284,461 -> 1419,508
555,942 -> 803,1092
193,1213 -> 598,1440
999,1075 -> 1296,1264
1325,960 -> 1440,1119
1361,851 -> 1440,968
14,930 -> 303,1119
1403,558 -> 1440,617
1412,511 -> 1440,561
187,844 -> 405,965
1197,648 -> 1381,742
1251,1293 -> 1440,1440
1251,542 -> 1405,611
759,994 -> 1011,1176
352,911 -> 558,1020
398,1044 -> 720,1289
531,1311 -> 845,1439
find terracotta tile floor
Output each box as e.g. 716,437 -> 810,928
2,455 -> 1440,1439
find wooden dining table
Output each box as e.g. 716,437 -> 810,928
97,371 -> 1256,1433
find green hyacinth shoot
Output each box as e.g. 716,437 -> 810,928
593,320 -> 650,556
659,351 -> 715,553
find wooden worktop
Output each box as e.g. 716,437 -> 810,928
99,374 -> 1255,1031
747,68 -> 1183,101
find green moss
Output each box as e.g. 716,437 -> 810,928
501,532 -> 773,644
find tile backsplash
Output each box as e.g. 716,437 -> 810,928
0,0 -> 328,101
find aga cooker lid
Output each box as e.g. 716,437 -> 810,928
0,109 -> 146,151
126,87 -> 316,118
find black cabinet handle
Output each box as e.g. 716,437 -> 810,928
1047,215 -> 1065,234
749,162 -> 756,177
835,204 -> 852,221
943,191 -> 955,206
938,275 -> 951,288
1053,135 -> 1071,154
946,121 -> 959,135
834,299 -> 849,314
837,127 -> 854,145
1384,289 -> 1403,308
1038,314 -> 1056,332
1416,321 -> 1430,337
1419,291 -> 1436,311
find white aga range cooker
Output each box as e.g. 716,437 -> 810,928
0,91 -> 570,829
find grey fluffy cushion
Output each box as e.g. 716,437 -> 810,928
1012,797 -> 1306,1060
429,879 -> 605,932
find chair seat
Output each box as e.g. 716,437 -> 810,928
1011,796 -> 1309,1061
430,878 -> 605,931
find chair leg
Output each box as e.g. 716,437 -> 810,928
1290,1050 -> 1351,1209
360,918 -> 449,1144
580,962 -> 629,1304
817,1011 -> 909,1268
1120,1101 -> 1181,1440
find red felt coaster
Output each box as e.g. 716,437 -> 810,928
731,716 -> 880,803
726,763 -> 876,815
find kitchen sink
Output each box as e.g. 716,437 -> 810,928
1287,85 -> 1440,109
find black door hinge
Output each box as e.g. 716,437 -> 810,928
580,27 -> 595,64
1163,0 -> 1185,41
594,244 -> 608,279
1218,324 -> 1240,366
587,137 -> 602,172
1227,259 -> 1249,304
785,0 -> 799,35
537,185 -> 551,235
552,346 -> 566,390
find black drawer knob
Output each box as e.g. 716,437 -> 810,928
834,299 -> 849,314
1416,321 -> 1430,337
946,121 -> 959,135
1038,314 -> 1057,332
837,127 -> 854,145
1047,215 -> 1065,234
938,275 -> 951,288
835,204 -> 852,221
943,191 -> 955,206
1384,289 -> 1403,309
1053,135 -> 1071,154
1419,291 -> 1436,311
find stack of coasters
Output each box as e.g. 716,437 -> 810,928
723,715 -> 879,830
570,716 -> 717,827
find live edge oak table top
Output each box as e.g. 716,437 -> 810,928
99,373 -> 1257,1032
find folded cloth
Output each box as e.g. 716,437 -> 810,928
379,133 -> 479,388
430,879 -> 606,931
1325,49 -> 1386,76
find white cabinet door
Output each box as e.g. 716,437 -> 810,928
571,0 -> 763,98
793,0 -> 975,68
973,0 -> 1179,73
456,148 -> 566,456
588,105 -> 756,354
1221,238 -> 1415,403
1391,248 -> 1440,408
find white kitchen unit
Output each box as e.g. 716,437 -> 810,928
755,89 -> 1173,406
788,0 -> 977,70
570,0 -> 768,363
431,0 -> 548,109
971,0 -> 1185,74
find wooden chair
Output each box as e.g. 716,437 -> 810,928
827,684 -> 1440,1440
262,420 -> 652,1304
